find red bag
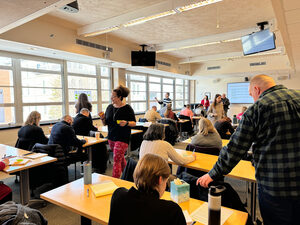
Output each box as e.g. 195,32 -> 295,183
0,182 -> 12,200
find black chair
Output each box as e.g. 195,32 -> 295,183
178,115 -> 193,136
121,158 -> 137,182
158,118 -> 179,145
138,118 -> 148,122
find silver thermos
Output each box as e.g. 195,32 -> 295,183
83,161 -> 92,185
208,185 -> 226,225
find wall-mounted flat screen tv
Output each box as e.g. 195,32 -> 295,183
227,82 -> 254,104
241,29 -> 276,56
131,51 -> 156,66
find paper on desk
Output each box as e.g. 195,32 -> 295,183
190,202 -> 233,225
23,153 -> 48,159
183,210 -> 193,225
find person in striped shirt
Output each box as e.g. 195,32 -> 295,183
197,74 -> 300,225
155,92 -> 172,107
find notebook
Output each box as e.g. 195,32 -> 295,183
89,180 -> 118,197
9,158 -> 31,166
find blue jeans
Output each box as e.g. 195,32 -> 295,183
258,185 -> 300,225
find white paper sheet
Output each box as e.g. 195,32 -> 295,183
190,202 -> 233,225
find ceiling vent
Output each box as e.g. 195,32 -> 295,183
76,39 -> 113,52
156,60 -> 171,67
60,1 -> 79,13
207,66 -> 221,70
250,61 -> 266,66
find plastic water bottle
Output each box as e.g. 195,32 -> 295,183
208,185 -> 226,225
232,115 -> 237,124
83,162 -> 92,185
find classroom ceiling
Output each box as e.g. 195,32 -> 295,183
48,0 -> 280,62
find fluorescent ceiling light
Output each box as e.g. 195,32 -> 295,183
157,38 -> 239,53
123,10 -> 176,27
84,26 -> 119,37
176,0 -> 223,12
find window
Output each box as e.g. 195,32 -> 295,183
0,56 -> 15,125
126,73 -> 147,113
126,72 -> 190,114
100,66 -> 111,112
21,59 -> 63,121
67,62 -> 97,117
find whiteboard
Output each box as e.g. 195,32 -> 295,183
227,82 -> 254,104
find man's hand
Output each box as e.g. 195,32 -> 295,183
196,174 -> 213,188
119,120 -> 127,127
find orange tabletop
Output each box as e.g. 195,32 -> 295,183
170,149 -> 256,182
183,138 -> 229,147
41,173 -> 247,225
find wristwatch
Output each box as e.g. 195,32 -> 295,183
126,121 -> 129,126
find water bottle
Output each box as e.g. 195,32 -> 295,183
232,115 -> 237,124
208,185 -> 226,225
83,161 -> 92,185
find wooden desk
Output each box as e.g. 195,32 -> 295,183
183,138 -> 229,148
98,126 -> 143,135
41,173 -> 248,225
77,136 -> 108,162
0,144 -> 57,205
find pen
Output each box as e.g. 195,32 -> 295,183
22,152 -> 34,156
191,221 -> 196,225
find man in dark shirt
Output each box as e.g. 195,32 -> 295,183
197,75 -> 300,225
155,92 -> 172,107
221,93 -> 230,116
72,109 -> 108,173
48,115 -> 86,155
72,108 -> 98,136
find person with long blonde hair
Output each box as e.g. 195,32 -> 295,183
190,118 -> 222,149
17,111 -> 48,150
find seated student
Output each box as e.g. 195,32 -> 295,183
108,154 -> 186,225
164,104 -> 179,121
236,106 -> 247,121
190,118 -> 222,150
139,123 -> 195,165
0,158 -> 12,205
72,108 -> 98,135
48,115 -> 86,155
194,104 -> 206,117
16,111 -> 48,150
72,108 -> 108,173
144,106 -> 162,123
214,117 -> 235,140
180,104 -> 194,121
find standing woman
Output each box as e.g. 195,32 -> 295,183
207,94 -> 225,125
201,95 -> 210,110
99,85 -> 136,178
75,93 -> 92,116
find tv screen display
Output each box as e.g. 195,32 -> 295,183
241,29 -> 276,55
131,51 -> 156,66
227,82 -> 254,104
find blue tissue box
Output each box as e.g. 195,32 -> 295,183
170,180 -> 190,203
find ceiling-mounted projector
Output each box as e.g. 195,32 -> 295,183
61,1 -> 79,13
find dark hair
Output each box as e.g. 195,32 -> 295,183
133,154 -> 170,194
113,85 -> 130,101
212,94 -> 221,107
75,93 -> 92,113
205,95 -> 208,100
143,123 -> 165,141
166,92 -> 170,96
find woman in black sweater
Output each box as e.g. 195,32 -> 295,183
17,111 -> 48,150
108,154 -> 186,225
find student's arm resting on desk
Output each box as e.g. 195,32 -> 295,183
198,110 -> 255,187
166,142 -> 195,165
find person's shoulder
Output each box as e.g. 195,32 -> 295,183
111,187 -> 130,201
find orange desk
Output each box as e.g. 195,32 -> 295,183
41,173 -> 248,225
0,144 -> 57,204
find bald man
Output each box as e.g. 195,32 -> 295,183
48,115 -> 86,155
197,74 -> 300,225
